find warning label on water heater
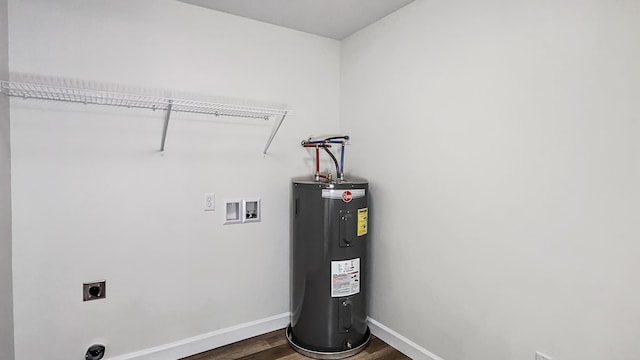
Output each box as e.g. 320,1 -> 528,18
357,208 -> 368,236
331,258 -> 360,297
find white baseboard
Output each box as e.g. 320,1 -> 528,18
368,317 -> 444,360
107,313 -> 290,360
105,313 -> 440,360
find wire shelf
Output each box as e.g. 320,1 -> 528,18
0,80 -> 288,153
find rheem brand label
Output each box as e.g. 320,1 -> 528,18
322,189 -> 365,201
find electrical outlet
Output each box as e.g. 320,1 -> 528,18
83,281 -> 106,301
204,193 -> 215,211
536,351 -> 552,360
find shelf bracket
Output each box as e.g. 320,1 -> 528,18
263,111 -> 288,155
160,100 -> 173,151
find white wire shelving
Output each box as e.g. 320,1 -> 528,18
0,80 -> 288,154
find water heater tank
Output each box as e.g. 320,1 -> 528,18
287,177 -> 370,359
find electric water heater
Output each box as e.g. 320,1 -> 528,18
287,136 -> 370,359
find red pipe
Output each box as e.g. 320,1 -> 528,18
301,142 -> 333,182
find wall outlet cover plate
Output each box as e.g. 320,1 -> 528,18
83,281 -> 106,301
204,193 -> 215,211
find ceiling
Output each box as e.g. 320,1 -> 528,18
177,0 -> 415,40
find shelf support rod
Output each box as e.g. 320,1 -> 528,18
160,100 -> 173,151
263,111 -> 288,155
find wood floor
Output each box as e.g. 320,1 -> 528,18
182,329 -> 410,360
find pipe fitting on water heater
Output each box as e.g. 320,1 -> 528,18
301,135 -> 349,183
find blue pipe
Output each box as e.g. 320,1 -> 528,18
340,143 -> 345,174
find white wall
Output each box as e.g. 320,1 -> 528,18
341,0 -> 640,359
8,0 -> 340,359
0,0 -> 15,359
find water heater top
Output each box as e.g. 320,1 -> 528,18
292,176 -> 368,188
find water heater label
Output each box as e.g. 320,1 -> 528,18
357,208 -> 368,236
322,189 -> 365,201
331,258 -> 360,297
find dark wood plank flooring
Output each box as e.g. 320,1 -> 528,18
182,329 -> 410,360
